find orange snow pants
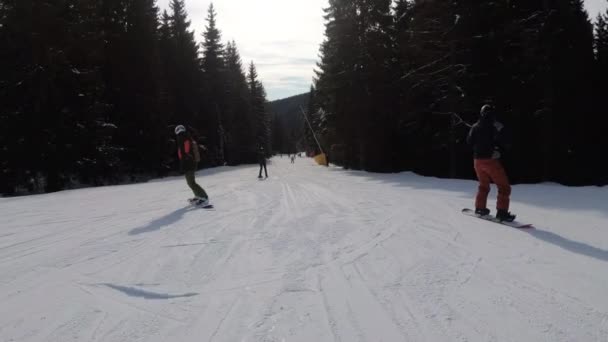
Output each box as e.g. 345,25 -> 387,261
474,159 -> 511,211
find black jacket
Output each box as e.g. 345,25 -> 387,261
258,150 -> 266,165
467,117 -> 511,159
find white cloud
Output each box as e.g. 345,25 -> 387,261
157,0 -> 328,100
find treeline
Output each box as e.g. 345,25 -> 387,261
269,93 -> 309,154
0,0 -> 270,194
307,0 -> 608,185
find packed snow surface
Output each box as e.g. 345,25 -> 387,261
1,157 -> 607,341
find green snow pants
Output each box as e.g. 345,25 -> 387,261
185,170 -> 207,199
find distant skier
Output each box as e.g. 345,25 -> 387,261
290,154 -> 295,164
175,125 -> 209,206
467,105 -> 515,222
258,146 -> 268,179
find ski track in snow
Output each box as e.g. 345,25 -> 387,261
1,158 -> 608,341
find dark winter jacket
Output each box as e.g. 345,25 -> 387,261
258,149 -> 266,165
177,134 -> 197,171
467,116 -> 511,159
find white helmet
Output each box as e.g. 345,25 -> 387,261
480,104 -> 494,118
175,125 -> 186,135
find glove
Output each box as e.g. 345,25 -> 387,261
494,121 -> 504,132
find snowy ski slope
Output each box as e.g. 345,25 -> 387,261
1,157 -> 607,341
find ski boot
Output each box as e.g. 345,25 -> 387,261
475,208 -> 491,216
192,197 -> 209,207
496,209 -> 516,222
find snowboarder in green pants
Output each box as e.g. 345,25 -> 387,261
175,125 -> 208,206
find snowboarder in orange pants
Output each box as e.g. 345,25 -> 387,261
467,105 -> 515,222
474,159 -> 510,212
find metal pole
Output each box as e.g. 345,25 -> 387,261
299,106 -> 324,155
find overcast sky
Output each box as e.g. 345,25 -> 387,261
587,0 -> 608,20
157,0 -> 607,101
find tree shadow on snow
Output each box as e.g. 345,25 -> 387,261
101,283 -> 198,299
128,206 -> 195,236
521,228 -> 608,262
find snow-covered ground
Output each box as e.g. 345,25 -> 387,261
1,157 -> 607,342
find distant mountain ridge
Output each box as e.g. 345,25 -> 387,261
268,93 -> 309,153
269,93 -> 309,116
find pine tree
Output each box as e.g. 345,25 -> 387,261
531,0 -> 596,184
200,3 -> 226,164
201,3 -> 224,78
100,0 -> 167,177
597,9 -> 608,68
595,5 -> 608,184
315,0 -> 366,169
387,0 -> 600,183
167,0 -> 201,125
0,0 -> 36,193
315,0 -> 400,170
60,0 -> 118,186
355,0 -> 399,171
0,0 -> 115,192
0,0 -> 274,194
596,5 -> 608,93
224,40 -> 255,163
127,0 -> 165,172
158,10 -> 175,123
248,62 -> 270,152
393,0 -> 414,73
